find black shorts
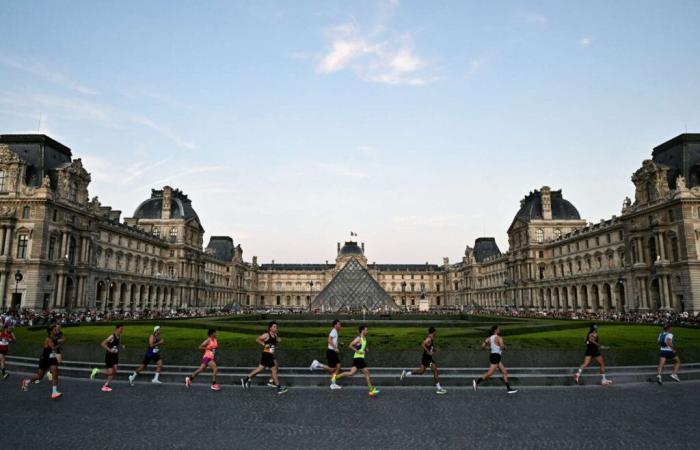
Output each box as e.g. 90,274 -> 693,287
585,348 -> 601,358
489,353 -> 502,365
0,349 -> 7,356
105,353 -> 119,368
39,357 -> 59,371
421,354 -> 434,367
260,352 -> 276,368
142,353 -> 161,366
327,349 -> 340,367
352,358 -> 367,370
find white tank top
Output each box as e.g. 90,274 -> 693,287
489,335 -> 502,354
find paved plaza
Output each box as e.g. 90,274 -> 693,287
1,376 -> 697,449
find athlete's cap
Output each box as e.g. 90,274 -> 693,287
154,325 -> 161,333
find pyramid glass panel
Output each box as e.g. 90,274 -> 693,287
310,257 -> 399,312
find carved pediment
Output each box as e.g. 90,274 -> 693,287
631,160 -> 670,206
0,144 -> 22,164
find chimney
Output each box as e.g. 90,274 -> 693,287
541,186 -> 552,220
337,242 -> 340,255
361,242 -> 365,253
252,256 -> 258,266
162,186 -> 172,219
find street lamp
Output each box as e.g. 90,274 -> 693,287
401,281 -> 407,307
308,280 -> 314,308
14,269 -> 23,294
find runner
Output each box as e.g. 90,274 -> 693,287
90,324 -> 124,392
129,325 -> 165,386
333,325 -> 380,397
310,319 -> 342,389
47,324 -> 65,382
185,329 -> 220,390
656,323 -> 681,384
472,325 -> 517,394
240,321 -> 288,395
400,327 -> 447,395
20,325 -> 62,399
0,323 -> 16,380
573,323 -> 613,385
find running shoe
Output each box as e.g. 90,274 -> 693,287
507,388 -> 518,394
185,376 -> 192,388
20,379 -> 29,391
32,379 -> 40,384
400,369 -> 407,381
436,387 -> 447,395
368,387 -> 380,397
277,386 -> 288,395
330,383 -> 342,390
601,379 -> 613,386
573,372 -> 580,384
101,385 -> 112,392
51,391 -> 63,400
472,379 -> 478,391
310,360 -> 322,371
128,374 -> 135,387
211,384 -> 221,391
151,378 -> 162,384
47,372 -> 53,381
240,377 -> 250,389
90,368 -> 99,380
267,379 -> 276,387
656,375 -> 663,385
2,372 -> 9,380
670,374 -> 681,383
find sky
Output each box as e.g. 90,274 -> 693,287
1,0 -> 700,264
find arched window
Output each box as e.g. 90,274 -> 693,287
0,170 -> 5,191
536,229 -> 544,243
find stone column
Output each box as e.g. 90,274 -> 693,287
3,227 -> 13,256
0,227 -> 6,256
657,233 -> 666,261
660,276 -> 670,310
0,272 -> 6,310
636,239 -> 644,264
60,232 -> 68,259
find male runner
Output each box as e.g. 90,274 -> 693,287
472,325 -> 517,394
573,323 -> 612,385
334,325 -> 380,396
185,329 -> 220,390
47,324 -> 65,382
241,321 -> 288,395
656,323 -> 681,384
310,319 -> 342,389
20,325 -> 62,399
129,325 -> 165,386
90,324 -> 124,392
0,323 -> 16,380
400,327 -> 447,394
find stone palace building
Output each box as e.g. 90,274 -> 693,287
1,133 -> 700,313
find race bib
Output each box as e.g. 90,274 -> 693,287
0,339 -> 9,346
49,352 -> 57,359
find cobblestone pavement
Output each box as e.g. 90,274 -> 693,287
1,376 -> 697,449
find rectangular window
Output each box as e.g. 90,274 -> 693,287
17,235 -> 28,259
48,237 -> 56,260
0,170 -> 5,191
22,206 -> 30,219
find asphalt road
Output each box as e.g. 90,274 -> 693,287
0,375 -> 697,449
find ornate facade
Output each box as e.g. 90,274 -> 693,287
0,135 -> 246,311
3,133 -> 700,314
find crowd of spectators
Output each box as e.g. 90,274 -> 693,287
465,306 -> 700,327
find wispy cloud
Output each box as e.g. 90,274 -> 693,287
314,2 -> 435,86
131,115 -> 196,150
0,55 -> 99,95
316,162 -> 368,179
515,11 -> 548,27
579,36 -> 593,48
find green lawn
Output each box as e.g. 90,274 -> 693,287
11,319 -> 700,352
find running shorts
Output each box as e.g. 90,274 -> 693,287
326,349 -> 340,367
660,350 -> 677,360
261,352 -> 276,368
489,353 -> 502,365
421,354 -> 434,367
352,358 -> 367,370
105,353 -> 119,368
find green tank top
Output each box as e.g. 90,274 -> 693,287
354,336 -> 367,358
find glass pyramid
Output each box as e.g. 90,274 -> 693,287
310,257 -> 399,312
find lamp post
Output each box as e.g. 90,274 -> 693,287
105,276 -> 113,311
308,280 -> 314,309
401,281 -> 407,308
12,269 -> 23,311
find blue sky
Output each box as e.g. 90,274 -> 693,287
1,0 -> 700,263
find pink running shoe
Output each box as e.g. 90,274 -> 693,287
51,392 -> 63,400
101,385 -> 113,392
573,372 -> 580,384
20,379 -> 29,391
211,383 -> 221,391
